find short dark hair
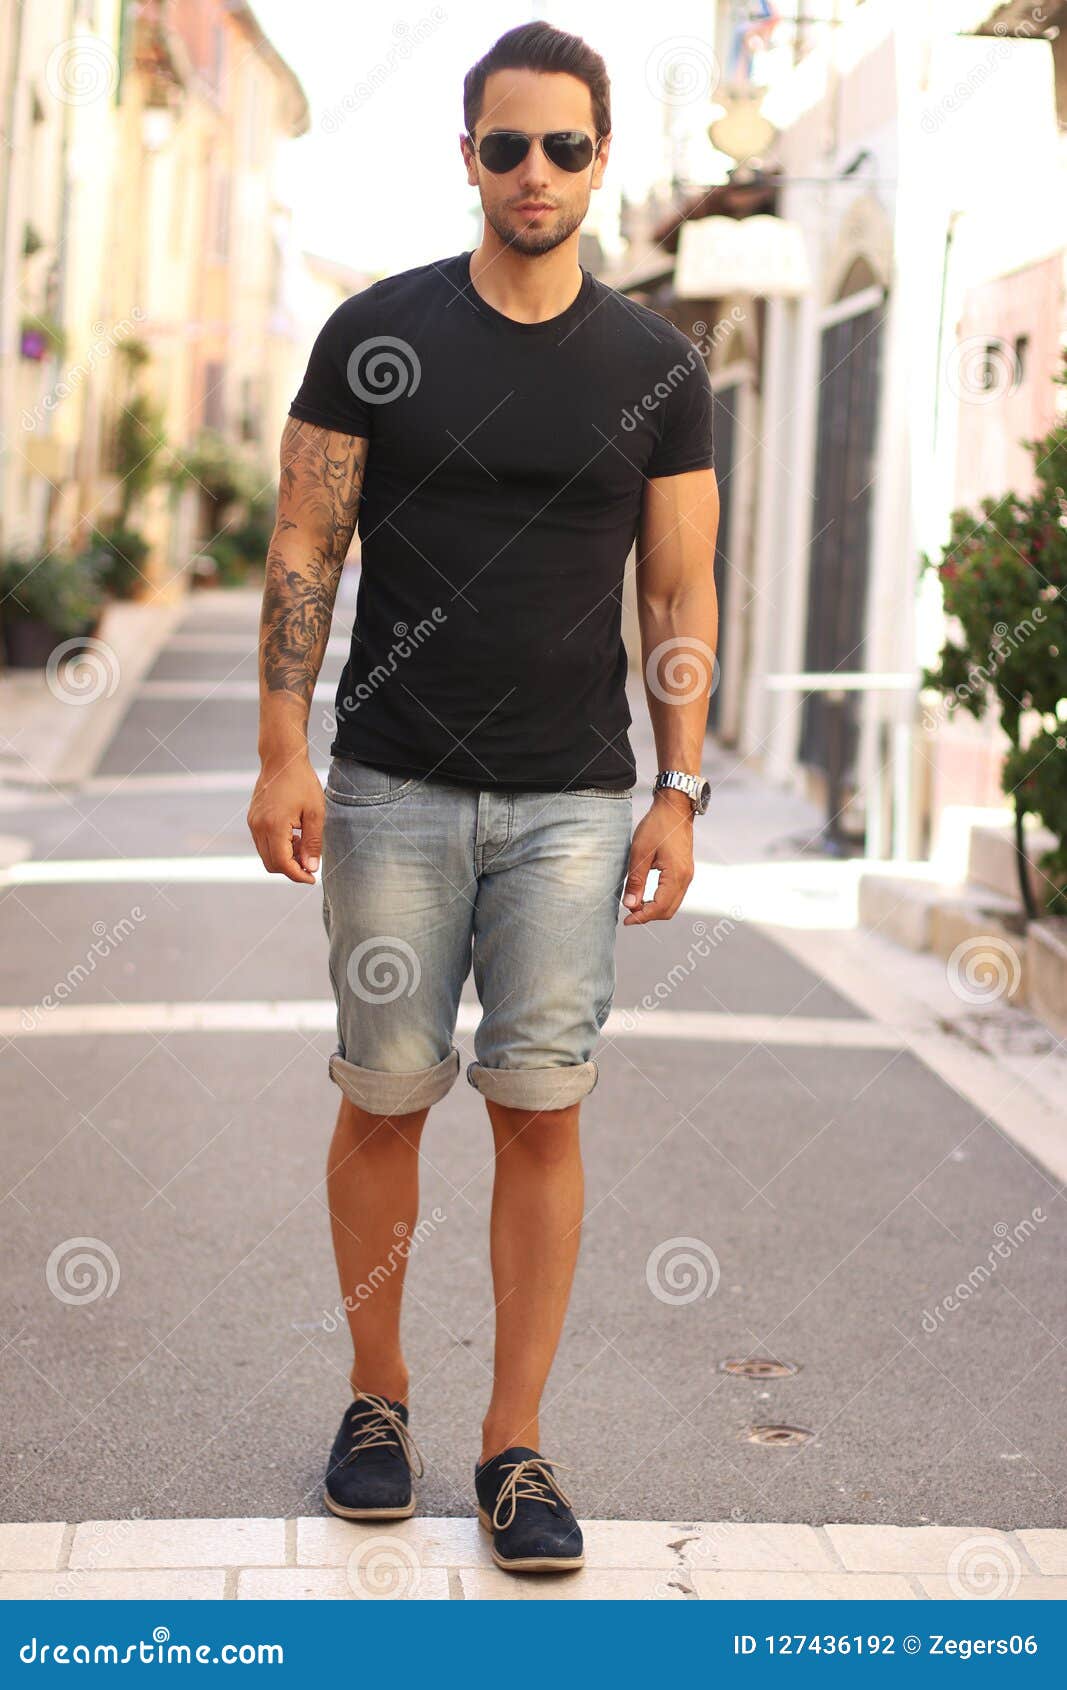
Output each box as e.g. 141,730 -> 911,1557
463,20 -> 611,142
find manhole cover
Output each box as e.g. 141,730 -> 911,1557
721,1357 -> 799,1379
743,1424 -> 813,1447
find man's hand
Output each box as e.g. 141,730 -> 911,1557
247,753 -> 325,885
621,792 -> 695,924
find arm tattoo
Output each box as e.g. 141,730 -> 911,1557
261,418 -> 367,706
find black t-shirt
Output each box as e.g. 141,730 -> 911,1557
287,250 -> 715,791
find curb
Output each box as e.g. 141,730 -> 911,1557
0,593 -> 186,797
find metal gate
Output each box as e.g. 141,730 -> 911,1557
798,298 -> 885,782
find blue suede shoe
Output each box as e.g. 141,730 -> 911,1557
324,1391 -> 423,1520
475,1446 -> 585,1572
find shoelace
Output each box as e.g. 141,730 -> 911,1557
343,1390 -> 425,1478
490,1456 -> 574,1531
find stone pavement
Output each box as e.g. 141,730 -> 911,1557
4,1517 -> 1067,1601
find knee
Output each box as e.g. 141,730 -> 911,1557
490,1104 -> 581,1166
334,1096 -> 426,1153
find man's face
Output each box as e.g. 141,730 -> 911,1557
462,68 -> 610,257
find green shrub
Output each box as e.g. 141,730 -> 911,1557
84,524 -> 150,600
0,549 -> 106,636
920,355 -> 1067,916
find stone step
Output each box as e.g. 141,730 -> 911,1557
968,820 -> 1059,903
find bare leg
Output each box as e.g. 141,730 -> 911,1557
479,1098 -> 584,1463
325,1096 -> 428,1404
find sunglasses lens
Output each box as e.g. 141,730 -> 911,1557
478,133 -> 530,173
543,132 -> 595,172
475,131 -> 596,173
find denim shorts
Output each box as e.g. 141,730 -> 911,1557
320,753 -> 636,1115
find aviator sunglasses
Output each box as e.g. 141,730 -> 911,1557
467,128 -> 603,174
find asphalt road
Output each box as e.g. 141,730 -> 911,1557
2,583 -> 1065,1528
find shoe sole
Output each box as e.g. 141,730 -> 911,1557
323,1488 -> 416,1521
477,1506 -> 585,1571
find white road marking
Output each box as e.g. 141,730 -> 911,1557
0,999 -> 897,1044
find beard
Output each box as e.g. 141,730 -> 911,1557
482,196 -> 588,257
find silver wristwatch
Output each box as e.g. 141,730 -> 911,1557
653,770 -> 711,815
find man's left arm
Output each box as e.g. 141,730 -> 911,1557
623,465 -> 720,925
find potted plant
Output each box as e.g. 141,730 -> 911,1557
0,550 -> 106,669
19,311 -> 67,362
83,523 -> 151,600
920,355 -> 1067,919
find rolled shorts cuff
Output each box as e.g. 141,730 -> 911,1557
465,1059 -> 599,1111
329,1045 -> 460,1114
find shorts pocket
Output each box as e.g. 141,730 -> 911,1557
325,754 -> 419,806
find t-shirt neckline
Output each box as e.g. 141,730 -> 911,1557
459,250 -> 593,334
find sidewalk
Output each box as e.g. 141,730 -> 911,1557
4,1518 -> 1067,1600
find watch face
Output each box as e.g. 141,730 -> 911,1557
697,778 -> 712,814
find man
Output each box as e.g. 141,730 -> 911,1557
248,19 -> 719,1574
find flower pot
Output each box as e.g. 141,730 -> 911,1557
2,614 -> 61,669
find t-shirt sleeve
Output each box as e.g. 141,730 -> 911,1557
645,342 -> 715,478
287,290 -> 377,439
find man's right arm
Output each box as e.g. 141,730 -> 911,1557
247,416 -> 369,884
